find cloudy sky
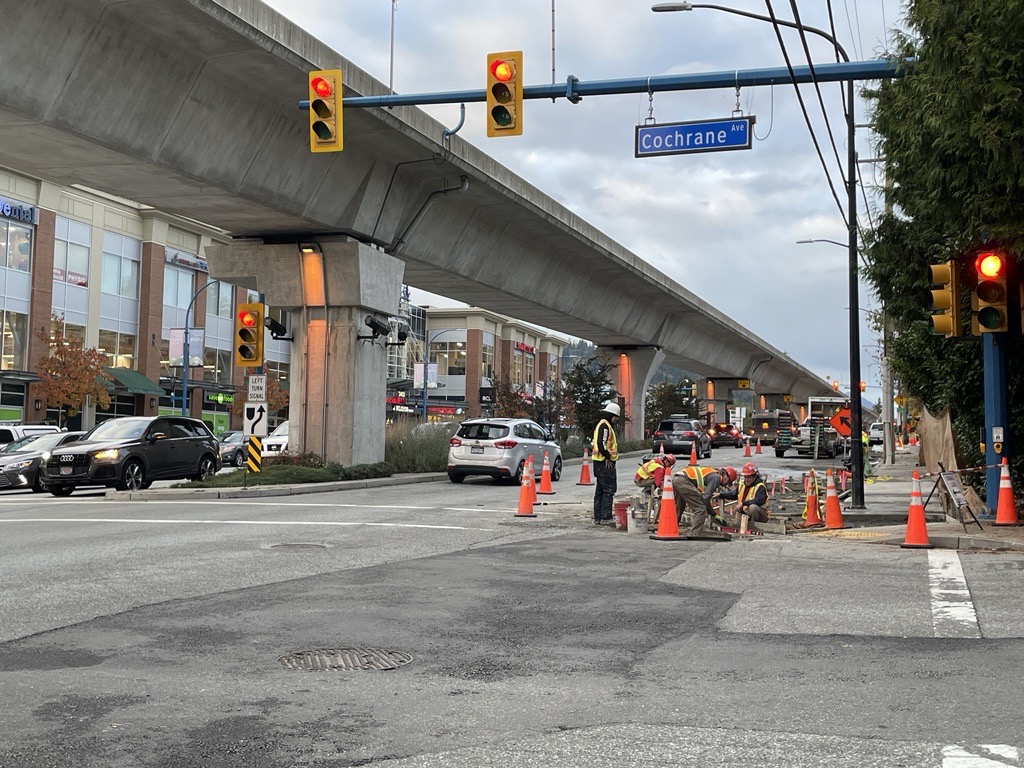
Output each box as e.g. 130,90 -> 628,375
263,0 -> 906,398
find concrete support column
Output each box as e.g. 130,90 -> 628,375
205,239 -> 404,466
595,345 -> 664,443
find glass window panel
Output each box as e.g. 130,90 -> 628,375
121,258 -> 139,299
177,272 -> 192,308
8,223 -> 30,272
218,283 -> 232,317
55,216 -> 69,241
101,252 -> 120,294
103,231 -> 121,254
53,240 -> 68,281
98,329 -> 117,367
67,243 -> 89,286
163,266 -> 178,306
68,219 -> 90,245
117,333 -> 135,368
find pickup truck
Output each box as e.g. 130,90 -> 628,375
783,418 -> 846,459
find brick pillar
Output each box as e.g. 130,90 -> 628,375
188,276 -> 208,420
137,242 -> 165,416
25,209 -> 56,424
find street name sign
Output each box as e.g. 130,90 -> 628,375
635,116 -> 754,158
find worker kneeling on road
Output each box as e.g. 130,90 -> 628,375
673,464 -> 738,535
634,453 -> 675,498
719,462 -> 770,529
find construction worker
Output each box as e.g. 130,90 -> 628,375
719,461 -> 770,528
591,401 -> 620,525
673,464 -> 738,535
634,453 -> 675,511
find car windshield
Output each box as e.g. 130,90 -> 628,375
5,433 -> 73,453
457,423 -> 509,440
270,422 -> 289,437
221,432 -> 243,444
85,418 -> 151,441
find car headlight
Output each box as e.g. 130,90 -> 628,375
4,459 -> 33,471
91,449 -> 120,461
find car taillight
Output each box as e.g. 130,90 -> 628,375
683,431 -> 695,437
653,431 -> 663,438
494,439 -> 518,449
449,438 -> 462,447
708,430 -> 717,436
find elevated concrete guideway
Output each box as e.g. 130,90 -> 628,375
0,0 -> 838,452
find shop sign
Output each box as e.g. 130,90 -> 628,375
386,395 -> 406,405
0,196 -> 37,224
479,387 -> 494,404
206,392 -> 234,404
515,342 -> 535,354
167,250 -> 208,272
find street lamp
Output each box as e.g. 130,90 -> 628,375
657,2 -> 865,507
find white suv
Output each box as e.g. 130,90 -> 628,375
0,424 -> 61,449
262,420 -> 289,457
447,418 -> 561,484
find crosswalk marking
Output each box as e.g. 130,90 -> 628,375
928,550 -> 982,638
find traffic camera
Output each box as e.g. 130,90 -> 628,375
486,51 -> 523,137
927,260 -> 960,337
971,247 -> 1008,333
308,69 -> 343,153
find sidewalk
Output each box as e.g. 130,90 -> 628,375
805,446 -> 1024,552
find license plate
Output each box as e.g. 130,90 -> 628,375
471,446 -> 484,455
60,466 -> 73,475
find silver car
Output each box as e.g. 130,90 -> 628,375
447,418 -> 562,484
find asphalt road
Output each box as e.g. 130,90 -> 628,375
1,447 -> 1022,767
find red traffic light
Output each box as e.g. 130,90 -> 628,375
975,250 -> 1005,278
238,310 -> 258,328
310,76 -> 333,99
490,59 -> 514,82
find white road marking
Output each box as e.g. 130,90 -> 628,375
942,745 -> 1017,766
0,518 -> 493,531
928,550 -> 982,638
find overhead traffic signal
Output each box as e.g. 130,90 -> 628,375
308,69 -> 343,153
971,247 -> 1008,333
234,302 -> 264,368
486,51 -> 523,137
928,260 -> 960,337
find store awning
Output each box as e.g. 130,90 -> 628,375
105,367 -> 165,396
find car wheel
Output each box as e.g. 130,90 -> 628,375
49,485 -> 75,497
116,459 -> 145,492
32,472 -> 47,493
512,459 -> 526,485
195,454 -> 217,482
448,472 -> 465,484
551,457 -> 562,481
233,450 -> 246,468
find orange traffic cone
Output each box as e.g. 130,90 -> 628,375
804,471 -> 823,526
993,458 -> 1020,526
537,451 -> 556,495
824,468 -> 845,529
743,439 -> 752,458
526,457 -> 538,505
650,471 -> 685,540
577,448 -> 594,485
515,468 -> 537,518
755,438 -> 762,455
901,470 -> 933,548
688,441 -> 698,466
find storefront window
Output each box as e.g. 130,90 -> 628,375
203,347 -> 232,385
481,337 -> 495,380
1,221 -> 32,272
206,281 -> 233,319
53,216 -> 91,286
430,339 -> 467,375
49,318 -> 86,348
98,329 -> 136,368
1,311 -> 28,370
512,349 -> 524,385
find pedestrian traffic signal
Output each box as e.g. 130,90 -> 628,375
234,303 -> 264,368
927,260 -> 960,337
486,51 -> 523,137
308,69 -> 343,153
971,247 -> 1008,333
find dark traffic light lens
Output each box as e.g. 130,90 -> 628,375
491,83 -> 512,104
977,306 -> 1006,330
491,106 -> 512,126
312,120 -> 334,140
976,280 -> 1006,304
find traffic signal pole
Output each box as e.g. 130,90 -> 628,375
982,331 -> 1009,516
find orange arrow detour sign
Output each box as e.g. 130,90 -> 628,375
829,407 -> 852,437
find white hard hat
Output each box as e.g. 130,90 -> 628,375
603,402 -> 621,417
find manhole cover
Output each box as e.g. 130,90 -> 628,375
278,649 -> 413,671
270,543 -> 327,550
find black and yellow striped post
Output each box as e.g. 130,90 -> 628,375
246,436 -> 262,473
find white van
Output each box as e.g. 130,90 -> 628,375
0,424 -> 61,448
262,420 -> 289,457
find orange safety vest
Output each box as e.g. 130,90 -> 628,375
681,465 -> 716,490
591,418 -> 618,461
635,458 -> 666,483
739,480 -> 768,506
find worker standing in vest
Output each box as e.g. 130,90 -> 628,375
719,461 -> 770,529
673,465 -> 738,534
591,401 -> 621,525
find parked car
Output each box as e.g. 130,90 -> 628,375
0,423 -> 61,449
263,420 -> 289,457
869,422 -> 884,445
447,417 -> 561,484
0,431 -> 85,492
218,430 -> 247,467
707,422 -> 743,448
42,416 -> 221,496
651,416 -> 712,459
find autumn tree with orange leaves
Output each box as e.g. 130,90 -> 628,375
35,314 -> 112,426
230,370 -> 289,419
